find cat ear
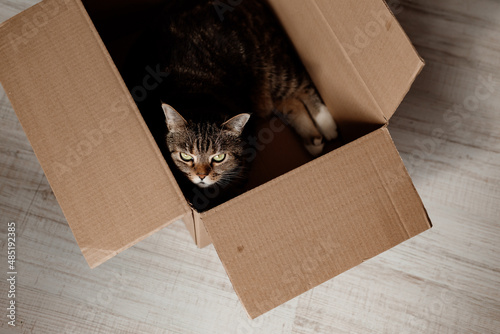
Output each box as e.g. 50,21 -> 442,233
222,113 -> 251,135
162,103 -> 187,132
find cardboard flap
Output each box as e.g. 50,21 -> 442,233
0,0 -> 189,268
202,127 -> 431,318
268,0 -> 424,123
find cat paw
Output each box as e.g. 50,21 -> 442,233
304,137 -> 324,156
314,104 -> 338,141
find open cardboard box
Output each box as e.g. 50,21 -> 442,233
0,0 -> 431,318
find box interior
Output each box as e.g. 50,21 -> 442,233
81,0 -> 385,211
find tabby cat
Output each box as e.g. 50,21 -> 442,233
132,0 -> 337,203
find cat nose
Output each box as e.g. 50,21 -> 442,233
198,174 -> 208,180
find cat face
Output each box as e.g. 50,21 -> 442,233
162,104 -> 250,188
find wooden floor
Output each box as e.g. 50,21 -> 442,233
1,0 -> 499,333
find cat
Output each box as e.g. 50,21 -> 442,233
162,102 -> 251,189
127,0 -> 337,207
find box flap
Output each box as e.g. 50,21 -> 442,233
267,0 -> 424,123
202,127 -> 431,318
0,0 -> 189,268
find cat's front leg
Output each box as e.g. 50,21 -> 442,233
313,104 -> 338,141
299,88 -> 338,141
276,98 -> 326,156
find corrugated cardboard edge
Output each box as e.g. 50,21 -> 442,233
193,211 -> 212,248
383,58 -> 425,123
183,212 -> 197,245
182,210 -> 212,248
380,127 -> 433,230
181,211 -> 212,249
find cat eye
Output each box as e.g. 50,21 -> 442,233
212,154 -> 226,163
180,152 -> 194,162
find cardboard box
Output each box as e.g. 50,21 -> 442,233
0,0 -> 431,318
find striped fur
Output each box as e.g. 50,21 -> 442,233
147,0 -> 337,197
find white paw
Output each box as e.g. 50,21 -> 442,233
304,139 -> 324,156
314,104 -> 338,141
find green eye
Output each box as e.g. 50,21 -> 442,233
180,152 -> 194,162
212,154 -> 226,163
